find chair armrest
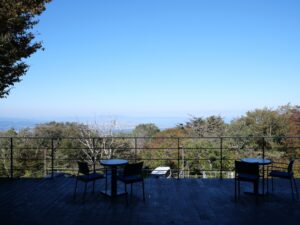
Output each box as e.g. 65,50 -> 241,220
94,168 -> 107,174
267,162 -> 288,173
270,166 -> 287,170
269,161 -> 288,167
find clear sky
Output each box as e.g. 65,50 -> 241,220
1,0 -> 300,125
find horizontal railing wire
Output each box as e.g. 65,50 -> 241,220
0,136 -> 300,179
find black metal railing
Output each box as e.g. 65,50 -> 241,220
0,136 -> 299,179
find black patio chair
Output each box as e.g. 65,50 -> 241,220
117,161 -> 145,203
234,160 -> 260,201
73,161 -> 105,201
267,159 -> 298,199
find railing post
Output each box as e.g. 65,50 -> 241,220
181,145 -> 185,178
262,137 -> 266,194
92,138 -> 96,173
262,137 -> 265,159
51,138 -> 54,179
220,137 -> 223,179
10,137 -> 13,179
177,137 -> 180,179
134,137 -> 137,163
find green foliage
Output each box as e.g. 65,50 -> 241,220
1,105 -> 300,178
0,0 -> 51,98
184,115 -> 226,137
132,123 -> 160,137
228,108 -> 287,137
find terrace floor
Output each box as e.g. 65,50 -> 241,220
0,176 -> 299,225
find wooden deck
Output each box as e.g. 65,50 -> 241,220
0,177 -> 299,225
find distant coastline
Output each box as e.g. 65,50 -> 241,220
0,118 -> 41,131
0,115 -> 235,131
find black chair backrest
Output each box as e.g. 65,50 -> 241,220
77,161 -> 90,175
287,160 -> 295,173
123,162 -> 144,176
235,161 -> 259,176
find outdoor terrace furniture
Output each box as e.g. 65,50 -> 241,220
100,159 -> 128,198
151,166 -> 172,178
234,160 -> 260,201
241,157 -> 272,195
73,161 -> 105,201
117,161 -> 145,203
267,159 -> 299,199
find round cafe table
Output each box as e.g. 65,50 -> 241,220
240,157 -> 272,195
240,158 -> 272,165
100,159 -> 128,198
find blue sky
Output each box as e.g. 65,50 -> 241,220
1,0 -> 300,127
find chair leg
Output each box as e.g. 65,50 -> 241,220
266,175 -> 269,194
130,184 -> 133,197
234,178 -> 237,201
105,169 -> 108,193
93,180 -> 95,193
125,184 -> 128,204
290,178 -> 295,200
254,181 -> 259,203
293,178 -> 298,199
272,177 -> 274,192
266,167 -> 269,194
73,178 -> 78,199
83,183 -> 87,201
142,180 -> 145,201
238,180 -> 240,199
254,182 -> 258,194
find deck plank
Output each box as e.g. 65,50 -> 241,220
0,177 -> 299,225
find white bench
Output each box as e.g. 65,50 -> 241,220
151,166 -> 172,178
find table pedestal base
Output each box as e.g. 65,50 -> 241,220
244,191 -> 268,197
101,190 -> 127,198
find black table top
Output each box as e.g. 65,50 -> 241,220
241,157 -> 272,165
100,159 -> 128,166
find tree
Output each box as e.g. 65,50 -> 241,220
78,120 -> 131,165
283,105 -> 300,136
0,129 -> 17,177
277,105 -> 300,160
230,108 -> 288,138
226,107 -> 289,163
0,0 -> 51,98
139,127 -> 185,175
184,115 -> 226,137
132,123 -> 160,137
132,123 -> 160,155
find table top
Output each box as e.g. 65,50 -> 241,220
240,157 -> 272,165
100,159 -> 128,166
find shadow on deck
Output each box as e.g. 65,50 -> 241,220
0,177 -> 299,225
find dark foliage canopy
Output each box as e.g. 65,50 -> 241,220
0,0 -> 51,98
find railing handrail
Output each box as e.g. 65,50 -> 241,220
1,135 -> 300,139
1,135 -> 300,179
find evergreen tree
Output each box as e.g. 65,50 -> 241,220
0,0 -> 51,98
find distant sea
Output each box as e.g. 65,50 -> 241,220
0,115 -> 233,132
0,118 -> 41,131
0,116 -> 188,132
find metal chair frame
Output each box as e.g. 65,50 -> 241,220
234,160 -> 260,201
267,160 -> 298,200
117,161 -> 145,204
73,161 -> 106,201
